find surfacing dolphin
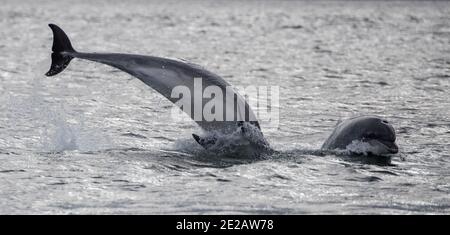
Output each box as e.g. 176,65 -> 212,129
45,24 -> 269,153
322,116 -> 398,155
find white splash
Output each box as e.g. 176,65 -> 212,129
345,140 -> 384,156
194,123 -> 271,158
6,74 -> 110,153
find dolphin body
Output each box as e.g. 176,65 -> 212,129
45,24 -> 269,151
321,116 -> 399,155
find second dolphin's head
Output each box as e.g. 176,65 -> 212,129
322,116 -> 398,155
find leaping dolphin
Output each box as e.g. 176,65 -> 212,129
45,24 -> 269,151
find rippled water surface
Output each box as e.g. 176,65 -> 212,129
0,0 -> 449,214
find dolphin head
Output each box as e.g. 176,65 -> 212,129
322,116 -> 399,156
353,117 -> 398,155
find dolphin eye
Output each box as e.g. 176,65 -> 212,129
365,133 -> 378,139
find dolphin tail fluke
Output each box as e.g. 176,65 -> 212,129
45,24 -> 76,76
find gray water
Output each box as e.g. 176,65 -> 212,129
0,0 -> 449,214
